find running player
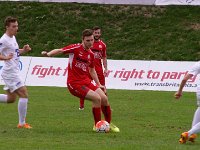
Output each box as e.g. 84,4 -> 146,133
79,26 -> 107,110
41,29 -> 119,132
175,61 -> 200,143
0,16 -> 32,128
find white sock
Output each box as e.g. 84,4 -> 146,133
18,98 -> 28,125
188,122 -> 200,136
192,107 -> 200,127
0,94 -> 7,103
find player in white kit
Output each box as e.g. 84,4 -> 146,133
175,61 -> 200,143
0,17 -> 32,128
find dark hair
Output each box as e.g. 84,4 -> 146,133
82,29 -> 93,39
93,26 -> 101,31
4,16 -> 17,28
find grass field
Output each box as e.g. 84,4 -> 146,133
0,2 -> 200,60
0,86 -> 199,150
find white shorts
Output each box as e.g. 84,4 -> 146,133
2,76 -> 24,93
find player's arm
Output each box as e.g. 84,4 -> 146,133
41,44 -> 77,57
0,53 -> 13,60
102,43 -> 108,76
19,44 -> 31,54
0,41 -> 13,60
102,57 -> 108,75
89,67 -> 105,91
174,73 -> 193,99
41,49 -> 63,57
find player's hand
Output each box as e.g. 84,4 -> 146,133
174,91 -> 182,99
23,44 -> 31,52
5,53 -> 14,60
41,51 -> 48,56
99,85 -> 106,93
104,69 -> 108,76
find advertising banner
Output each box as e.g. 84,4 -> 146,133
0,57 -> 32,85
25,57 -> 69,87
155,0 -> 200,5
0,56 -> 198,92
24,57 -> 199,92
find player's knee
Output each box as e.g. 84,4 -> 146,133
101,94 -> 109,105
94,94 -> 101,105
18,89 -> 28,98
7,97 -> 16,103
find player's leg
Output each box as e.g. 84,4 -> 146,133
68,82 -> 102,125
188,88 -> 200,142
95,88 -> 119,132
85,90 -> 102,125
0,79 -> 17,103
14,86 -> 32,129
0,90 -> 17,103
192,88 -> 200,127
79,98 -> 85,110
179,88 -> 200,144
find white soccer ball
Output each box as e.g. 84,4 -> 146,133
95,120 -> 110,133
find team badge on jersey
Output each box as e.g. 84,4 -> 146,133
99,45 -> 102,49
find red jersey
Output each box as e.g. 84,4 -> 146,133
91,40 -> 106,75
62,43 -> 95,85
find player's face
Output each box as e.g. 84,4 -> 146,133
93,29 -> 101,41
6,21 -> 18,36
83,35 -> 94,49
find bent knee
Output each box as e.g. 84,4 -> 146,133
93,94 -> 101,104
101,95 -> 109,105
7,98 -> 16,103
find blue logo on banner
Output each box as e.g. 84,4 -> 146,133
19,61 -> 23,71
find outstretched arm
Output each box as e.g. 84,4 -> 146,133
41,49 -> 63,57
41,44 -> 78,57
174,74 -> 193,99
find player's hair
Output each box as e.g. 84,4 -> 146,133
4,16 -> 17,28
82,29 -> 93,39
93,26 -> 101,31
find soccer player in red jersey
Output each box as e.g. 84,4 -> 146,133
41,29 -> 119,132
79,26 -> 108,110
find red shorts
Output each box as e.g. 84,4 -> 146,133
67,82 -> 99,99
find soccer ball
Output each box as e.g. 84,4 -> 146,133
95,120 -> 110,133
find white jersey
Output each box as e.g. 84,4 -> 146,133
0,33 -> 20,79
188,61 -> 200,76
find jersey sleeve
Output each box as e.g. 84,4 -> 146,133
89,52 -> 95,68
101,41 -> 107,58
0,39 -> 6,53
61,44 -> 80,54
188,61 -> 200,76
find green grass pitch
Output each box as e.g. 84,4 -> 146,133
0,86 -> 199,149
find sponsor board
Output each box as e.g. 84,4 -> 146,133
0,56 -> 198,92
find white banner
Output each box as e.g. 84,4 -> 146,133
0,0 -> 156,5
105,60 -> 198,92
0,57 -> 32,85
0,56 -> 198,92
25,57 -> 68,87
155,0 -> 200,5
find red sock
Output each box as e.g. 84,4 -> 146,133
101,105 -> 111,123
92,107 -> 101,125
80,98 -> 84,108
